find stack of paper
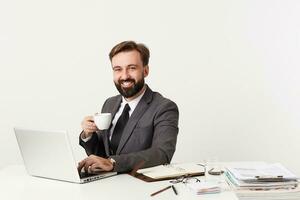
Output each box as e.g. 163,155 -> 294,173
187,181 -> 221,195
225,163 -> 300,200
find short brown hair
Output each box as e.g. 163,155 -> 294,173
109,41 -> 150,66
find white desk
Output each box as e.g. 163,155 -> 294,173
0,165 -> 238,200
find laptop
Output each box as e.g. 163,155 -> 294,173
14,128 -> 117,183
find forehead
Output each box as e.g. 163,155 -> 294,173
111,50 -> 143,67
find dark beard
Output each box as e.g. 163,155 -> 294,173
114,78 -> 145,98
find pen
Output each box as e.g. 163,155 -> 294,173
171,185 -> 178,195
150,185 -> 172,197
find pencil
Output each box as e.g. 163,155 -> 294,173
150,185 -> 172,197
172,185 -> 178,195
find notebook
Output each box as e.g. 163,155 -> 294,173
14,128 -> 117,183
134,163 -> 205,182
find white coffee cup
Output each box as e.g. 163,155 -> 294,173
93,113 -> 112,130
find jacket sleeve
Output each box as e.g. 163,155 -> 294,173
110,100 -> 179,172
79,131 -> 107,158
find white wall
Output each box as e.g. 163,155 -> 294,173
1,0 -> 299,174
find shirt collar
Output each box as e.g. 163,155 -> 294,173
121,88 -> 146,112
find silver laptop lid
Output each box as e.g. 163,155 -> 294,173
14,128 -> 82,183
14,128 -> 116,183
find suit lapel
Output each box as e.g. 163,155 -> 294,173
116,86 -> 153,154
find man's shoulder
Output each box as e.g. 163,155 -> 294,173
103,94 -> 121,107
148,90 -> 179,124
150,90 -> 178,110
106,94 -> 121,102
152,91 -> 172,103
101,94 -> 121,112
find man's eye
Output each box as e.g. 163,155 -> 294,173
129,66 -> 136,70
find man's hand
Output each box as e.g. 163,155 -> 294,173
78,155 -> 114,173
81,116 -> 98,138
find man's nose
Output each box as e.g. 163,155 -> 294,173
120,70 -> 130,80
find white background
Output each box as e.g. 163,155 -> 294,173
1,0 -> 299,174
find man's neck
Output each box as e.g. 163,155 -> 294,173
124,85 -> 147,102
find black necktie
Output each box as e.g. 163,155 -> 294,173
110,104 -> 130,155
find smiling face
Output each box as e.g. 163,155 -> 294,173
111,50 -> 149,101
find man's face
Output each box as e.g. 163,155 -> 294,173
111,50 -> 149,99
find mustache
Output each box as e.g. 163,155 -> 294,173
118,79 -> 135,85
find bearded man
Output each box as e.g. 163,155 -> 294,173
78,41 -> 179,173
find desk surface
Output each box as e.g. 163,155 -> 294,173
0,165 -> 238,200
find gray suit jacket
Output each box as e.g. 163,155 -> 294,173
79,86 -> 179,172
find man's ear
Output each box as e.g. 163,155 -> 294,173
143,65 -> 149,77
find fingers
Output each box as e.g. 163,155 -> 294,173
77,155 -> 113,173
77,158 -> 93,173
81,116 -> 98,136
78,160 -> 93,174
77,159 -> 85,173
83,161 -> 90,173
78,156 -> 94,172
90,163 -> 104,173
90,157 -> 113,171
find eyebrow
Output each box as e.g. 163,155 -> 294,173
112,64 -> 138,69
